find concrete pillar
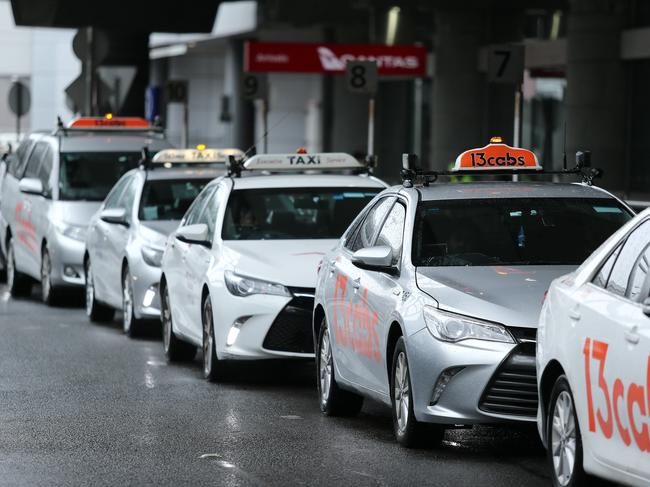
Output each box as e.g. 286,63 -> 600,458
432,10 -> 485,170
225,39 -> 255,152
566,0 -> 628,192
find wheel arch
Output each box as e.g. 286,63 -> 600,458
313,303 -> 325,350
385,321 -> 405,380
539,359 -> 567,440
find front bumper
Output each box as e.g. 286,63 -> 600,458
213,287 -> 315,360
130,258 -> 162,320
407,328 -> 537,425
48,233 -> 85,288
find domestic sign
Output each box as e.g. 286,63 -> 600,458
8,81 -> 30,117
345,61 -> 378,95
487,44 -> 525,84
245,42 -> 427,76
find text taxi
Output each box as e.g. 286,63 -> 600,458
313,138 -> 634,447
537,207 -> 650,487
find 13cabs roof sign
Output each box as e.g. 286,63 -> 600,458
242,152 -> 363,171
152,148 -> 244,164
453,137 -> 541,172
68,115 -> 151,129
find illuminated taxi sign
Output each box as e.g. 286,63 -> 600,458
453,139 -> 541,172
68,117 -> 150,129
152,148 -> 244,164
243,152 -> 362,171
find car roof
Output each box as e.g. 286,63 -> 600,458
140,166 -> 226,181
35,132 -> 172,153
404,181 -> 620,201
229,173 -> 387,190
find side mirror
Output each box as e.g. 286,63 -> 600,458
352,245 -> 398,275
100,208 -> 129,226
643,298 -> 650,317
176,223 -> 210,247
19,177 -> 43,195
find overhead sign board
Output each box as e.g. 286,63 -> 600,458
245,42 -> 427,76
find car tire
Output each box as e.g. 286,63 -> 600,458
161,283 -> 196,362
6,237 -> 32,297
202,295 -> 225,382
85,258 -> 114,322
546,375 -> 597,487
122,267 -> 144,338
316,317 -> 363,417
41,246 -> 63,306
391,337 -> 444,448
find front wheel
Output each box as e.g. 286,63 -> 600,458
41,247 -> 63,306
161,283 -> 196,362
546,376 -> 594,487
391,337 -> 444,448
202,295 -> 225,382
6,238 -> 32,297
122,267 -> 144,337
85,258 -> 114,322
316,318 -> 363,416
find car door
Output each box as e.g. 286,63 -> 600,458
89,176 -> 130,302
15,142 -> 47,277
358,199 -> 407,395
167,185 -> 214,339
328,196 -> 396,388
33,144 -> 54,271
572,218 -> 650,478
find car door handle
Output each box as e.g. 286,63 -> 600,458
329,260 -> 336,275
625,327 -> 640,345
569,307 -> 581,321
352,277 -> 361,291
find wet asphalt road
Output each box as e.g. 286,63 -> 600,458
0,283 -> 549,486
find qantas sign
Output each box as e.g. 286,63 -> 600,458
244,42 -> 427,76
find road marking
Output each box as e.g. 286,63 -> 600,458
280,415 -> 302,420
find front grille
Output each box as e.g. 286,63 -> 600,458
262,294 -> 314,354
509,327 -> 537,343
478,343 -> 538,418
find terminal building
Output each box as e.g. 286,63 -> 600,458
5,0 -> 650,201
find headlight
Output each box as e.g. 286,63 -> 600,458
224,271 -> 291,297
423,306 -> 514,344
56,223 -> 87,242
141,245 -> 164,267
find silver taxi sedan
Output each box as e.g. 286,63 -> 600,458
313,140 -> 633,447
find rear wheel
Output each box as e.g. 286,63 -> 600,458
546,376 -> 595,487
6,238 -> 32,297
391,338 -> 444,448
202,295 -> 224,382
161,283 -> 196,362
316,317 -> 363,416
41,246 -> 63,306
122,267 -> 144,337
85,258 -> 114,322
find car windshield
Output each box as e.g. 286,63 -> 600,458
59,152 -> 142,201
413,198 -> 632,267
222,187 -> 380,240
139,178 -> 212,221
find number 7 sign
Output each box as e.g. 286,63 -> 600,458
487,44 -> 525,84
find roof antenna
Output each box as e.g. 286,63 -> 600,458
562,122 -> 567,171
241,110 -> 292,160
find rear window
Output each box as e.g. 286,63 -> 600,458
413,198 -> 632,267
139,179 -> 211,221
222,187 -> 380,240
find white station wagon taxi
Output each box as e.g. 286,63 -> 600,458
159,152 -> 386,381
537,207 -> 650,487
312,139 -> 633,447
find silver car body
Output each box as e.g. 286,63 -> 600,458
85,165 -> 224,320
0,129 -> 171,293
314,181 -> 633,425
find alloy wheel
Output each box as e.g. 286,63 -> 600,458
41,250 -> 51,302
551,390 -> 577,486
319,329 -> 333,406
6,243 -> 15,289
122,272 -> 133,333
85,262 -> 94,316
162,289 -> 172,353
202,299 -> 214,377
394,352 -> 410,434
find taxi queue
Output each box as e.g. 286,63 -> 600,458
0,116 -> 648,487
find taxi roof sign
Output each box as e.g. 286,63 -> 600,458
242,152 -> 363,172
453,139 -> 541,172
67,116 -> 151,129
152,148 -> 244,164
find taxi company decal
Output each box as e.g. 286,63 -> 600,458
583,338 -> 650,452
454,143 -> 541,171
245,42 -> 427,76
332,274 -> 381,362
15,202 -> 36,251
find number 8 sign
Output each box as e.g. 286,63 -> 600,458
345,60 -> 378,95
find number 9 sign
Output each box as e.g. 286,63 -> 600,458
241,73 -> 268,100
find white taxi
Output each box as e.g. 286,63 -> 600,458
313,140 -> 633,447
159,152 -> 386,381
537,208 -> 650,487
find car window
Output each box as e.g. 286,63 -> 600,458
592,244 -> 622,288
343,210 -> 369,251
23,142 -> 46,179
182,185 -> 215,226
37,146 -> 53,197
349,197 -> 396,252
201,185 -> 224,243
375,202 -> 406,265
606,220 -> 650,297
116,176 -> 138,222
9,138 -> 34,177
138,179 -> 211,221
627,244 -> 650,301
104,177 -> 130,210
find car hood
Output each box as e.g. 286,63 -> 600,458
416,265 -> 575,328
52,201 -> 102,227
222,240 -> 338,289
